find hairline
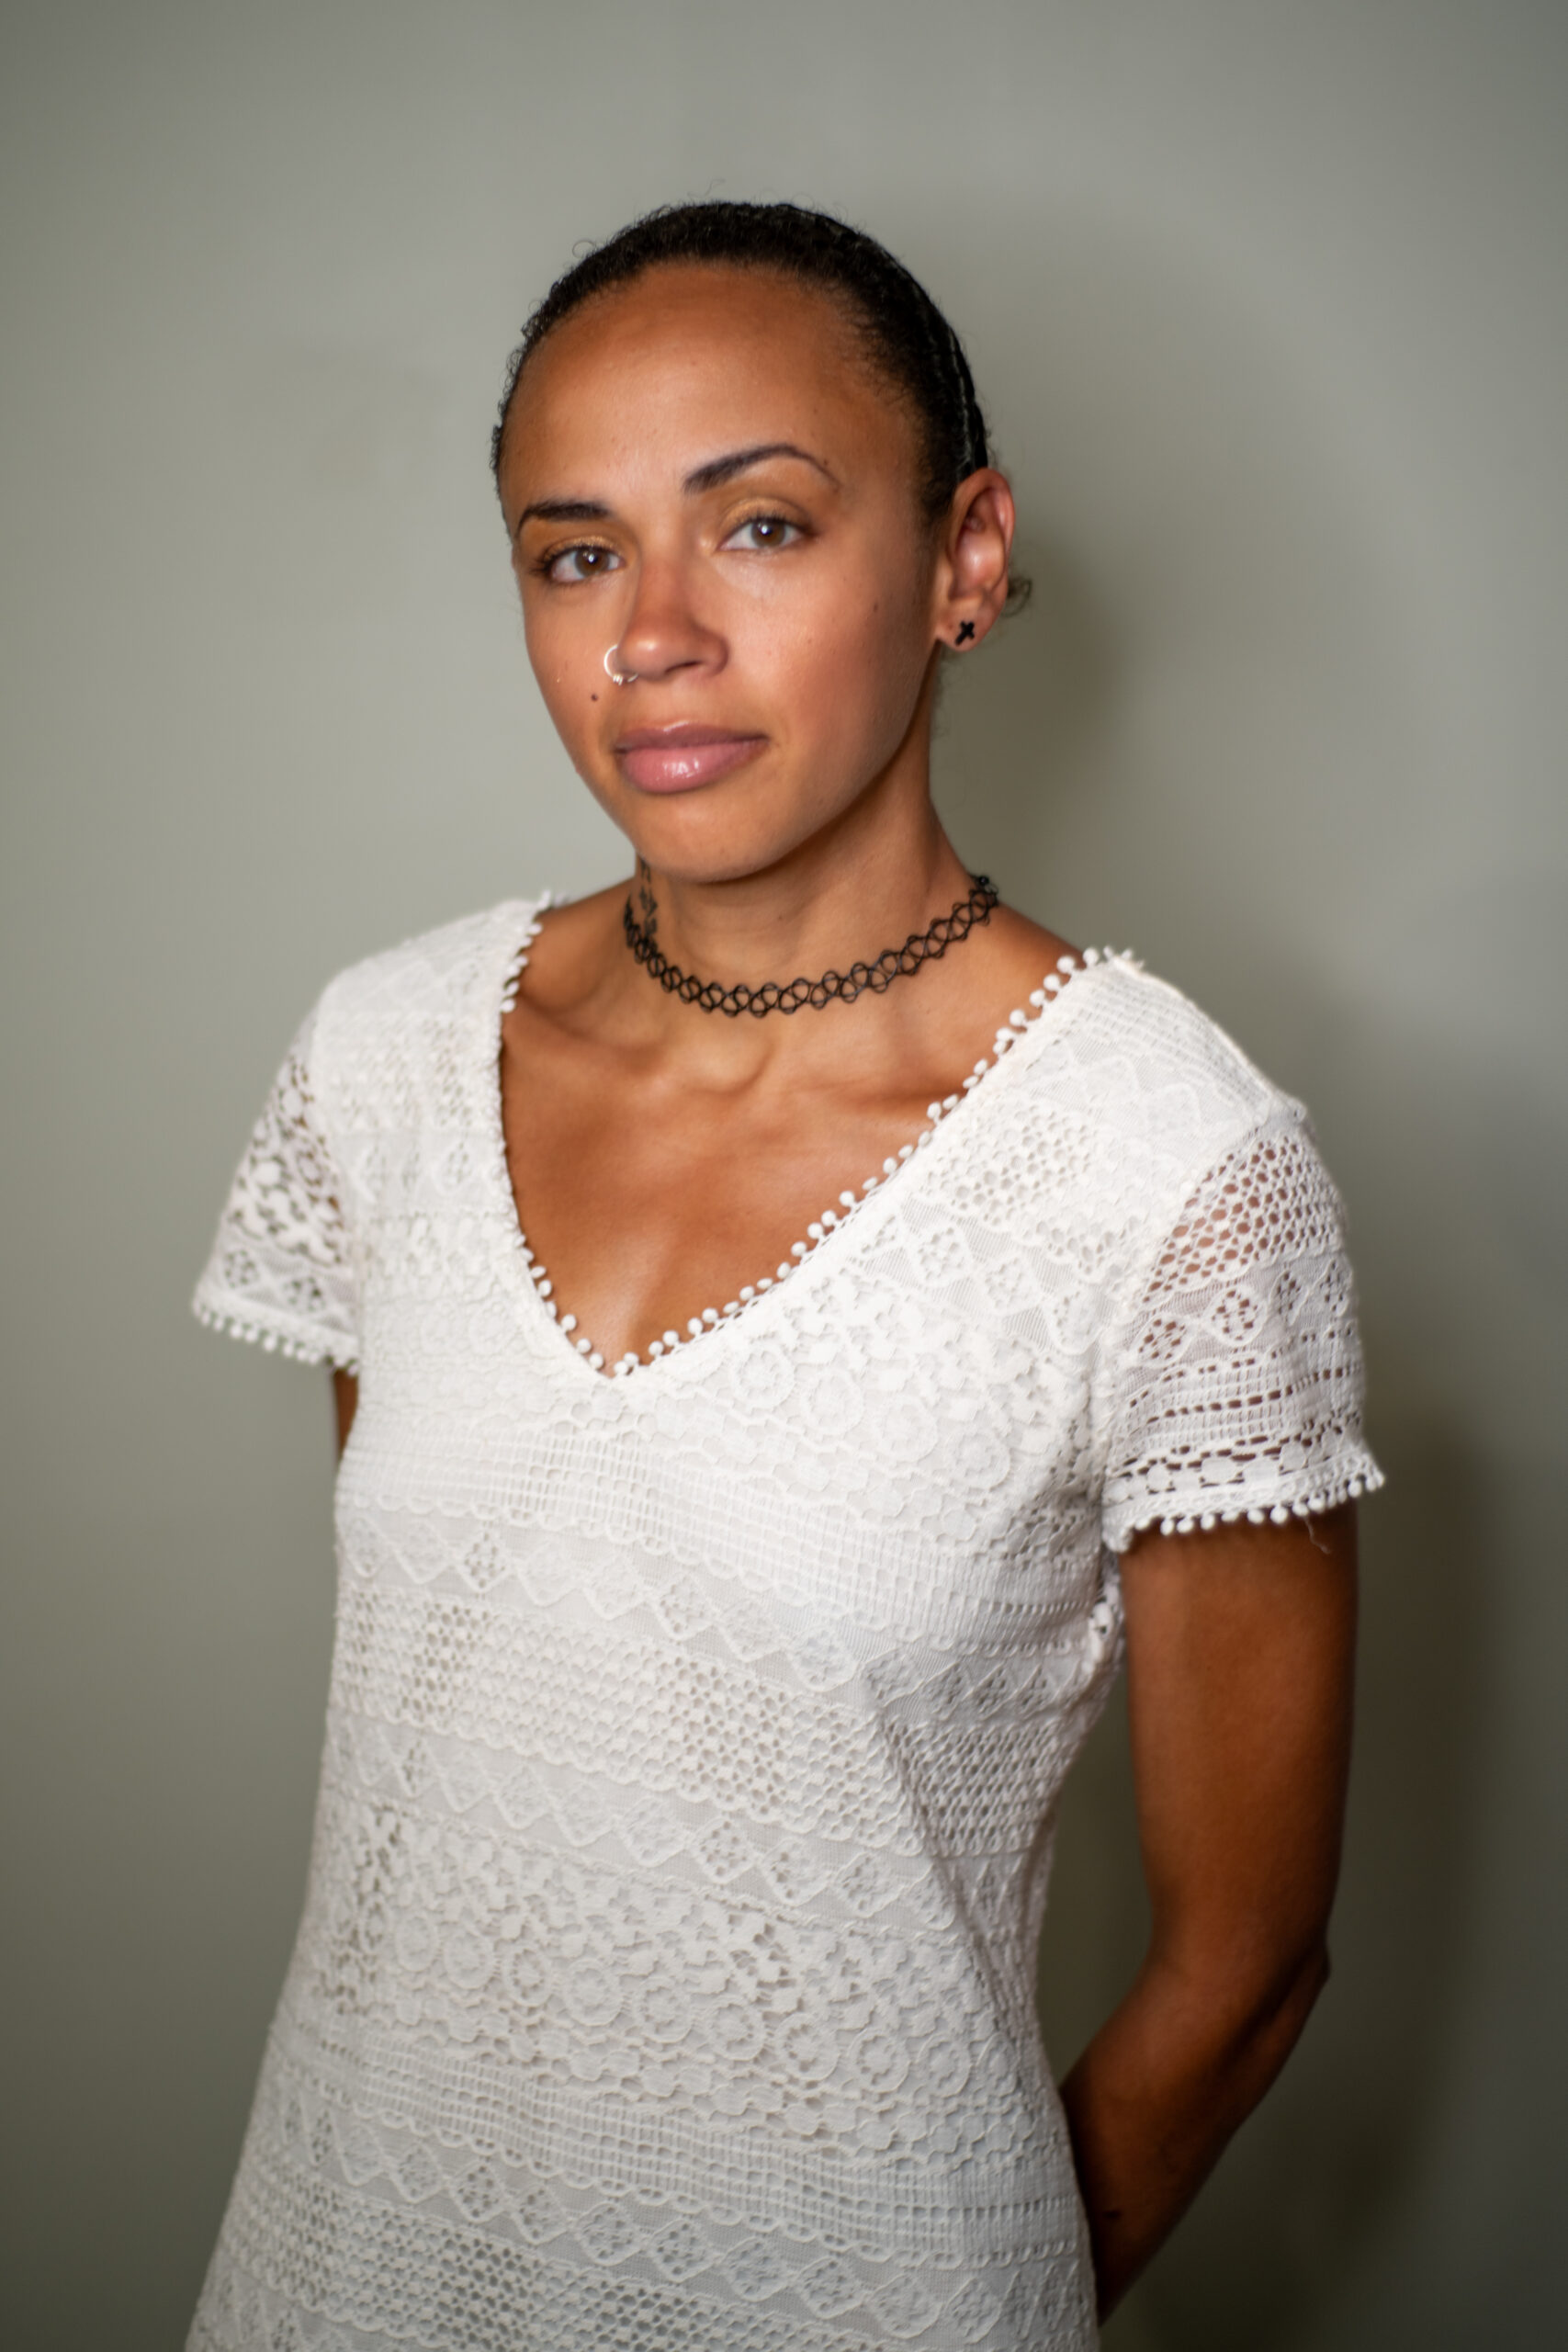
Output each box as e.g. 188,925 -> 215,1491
495,254 -> 934,502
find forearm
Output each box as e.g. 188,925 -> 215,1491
1058,1939 -> 1329,2316
1066,1507 -> 1358,2312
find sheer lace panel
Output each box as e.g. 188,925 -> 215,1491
193,1011 -> 361,1370
1100,1111 -> 1375,1550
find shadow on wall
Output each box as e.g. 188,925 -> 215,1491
922,211 -> 1500,2350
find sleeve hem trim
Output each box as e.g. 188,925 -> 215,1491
192,1289 -> 360,1375
1104,1454 -> 1383,1554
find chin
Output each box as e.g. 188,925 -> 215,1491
617,788 -> 846,888
634,836 -> 805,889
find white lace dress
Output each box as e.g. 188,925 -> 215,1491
189,898 -> 1380,2352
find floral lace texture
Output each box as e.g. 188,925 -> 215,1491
195,1008 -> 361,1370
189,899 -> 1381,2350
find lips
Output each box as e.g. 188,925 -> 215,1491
615,725 -> 767,795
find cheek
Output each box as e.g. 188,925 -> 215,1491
736,554 -> 929,737
522,605 -> 605,739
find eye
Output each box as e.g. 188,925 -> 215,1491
720,514 -> 804,554
542,543 -> 623,584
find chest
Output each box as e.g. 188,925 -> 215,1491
344,1088 -> 1129,1634
326,931 -> 1162,1624
497,1008 -> 974,1374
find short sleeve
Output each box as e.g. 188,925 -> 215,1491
1100,1107 -> 1382,1552
192,1004 -> 361,1371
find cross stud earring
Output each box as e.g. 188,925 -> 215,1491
955,621 -> 976,646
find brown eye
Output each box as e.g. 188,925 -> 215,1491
546,544 -> 623,583
720,515 -> 803,554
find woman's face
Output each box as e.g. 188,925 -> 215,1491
497,265 -> 968,885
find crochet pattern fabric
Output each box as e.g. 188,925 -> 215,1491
190,899 -> 1381,2351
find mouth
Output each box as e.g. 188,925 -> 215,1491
614,724 -> 768,795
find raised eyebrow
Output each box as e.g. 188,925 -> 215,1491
682,443 -> 838,494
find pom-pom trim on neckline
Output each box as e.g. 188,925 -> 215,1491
498,909 -> 1138,1380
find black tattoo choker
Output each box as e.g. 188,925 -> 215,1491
622,874 -> 999,1019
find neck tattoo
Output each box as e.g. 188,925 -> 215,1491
622,865 -> 999,1019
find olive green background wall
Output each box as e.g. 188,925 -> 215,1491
3,3 -> 1563,2344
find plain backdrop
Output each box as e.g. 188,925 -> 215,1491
3,3 -> 1564,2346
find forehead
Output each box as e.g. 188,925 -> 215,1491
502,263 -> 915,486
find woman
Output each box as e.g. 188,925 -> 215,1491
191,201 -> 1379,2349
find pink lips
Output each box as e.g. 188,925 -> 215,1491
616,725 -> 766,794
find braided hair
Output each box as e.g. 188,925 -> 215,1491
491,200 -> 996,534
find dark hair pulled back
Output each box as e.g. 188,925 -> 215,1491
491,199 -> 993,531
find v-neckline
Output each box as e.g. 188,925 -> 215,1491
479,895 -> 1120,1387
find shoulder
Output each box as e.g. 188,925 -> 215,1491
1014,950 -> 1315,1199
308,897 -> 543,1071
302,897 -> 544,1123
1077,955 -> 1294,1119
315,899 -> 540,1035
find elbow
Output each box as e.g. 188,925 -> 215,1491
1280,1931 -> 1331,2018
1303,1936 -> 1332,2004
1292,1934 -> 1331,2027
1158,1926 -> 1334,2082
1236,1934 -> 1332,2083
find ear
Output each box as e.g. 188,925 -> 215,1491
933,469 -> 1016,653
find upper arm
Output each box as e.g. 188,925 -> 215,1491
1120,1503 -> 1358,1984
1091,1097 -> 1373,1990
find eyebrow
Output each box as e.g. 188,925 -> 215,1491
513,496 -> 610,532
513,443 -> 836,535
682,441 -> 838,493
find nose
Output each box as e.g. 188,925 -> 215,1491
612,553 -> 726,684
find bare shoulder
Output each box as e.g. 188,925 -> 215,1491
976,897 -> 1080,1001
855,892 -> 1084,1099
522,880 -> 630,1014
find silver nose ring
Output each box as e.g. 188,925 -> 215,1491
604,645 -> 638,686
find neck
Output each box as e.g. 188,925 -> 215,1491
631,774 -> 969,1008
